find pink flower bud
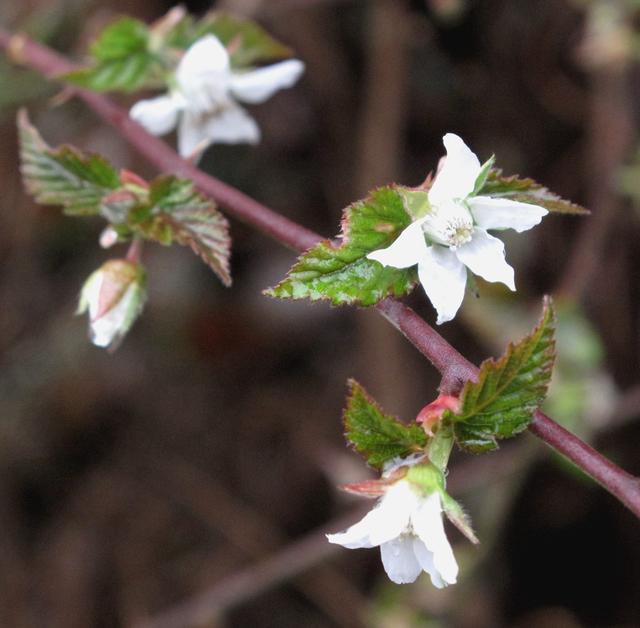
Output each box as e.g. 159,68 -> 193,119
77,259 -> 146,350
416,395 -> 460,436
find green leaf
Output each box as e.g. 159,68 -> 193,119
344,379 -> 427,469
165,11 -> 292,67
139,177 -> 232,286
63,17 -> 162,92
18,110 -> 119,216
265,187 -> 417,306
477,169 -> 589,215
451,297 -> 556,453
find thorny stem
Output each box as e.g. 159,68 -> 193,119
1,29 -> 639,519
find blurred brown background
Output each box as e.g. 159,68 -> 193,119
1,0 -> 640,626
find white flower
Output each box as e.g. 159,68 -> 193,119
77,259 -> 146,349
327,463 -> 458,587
367,133 -> 548,324
130,34 -> 305,157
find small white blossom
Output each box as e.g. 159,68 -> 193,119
130,34 -> 305,157
77,259 -> 146,349
327,461 -> 458,587
367,133 -> 548,324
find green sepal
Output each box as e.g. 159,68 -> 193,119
165,11 -> 293,68
402,189 -> 431,220
471,155 -> 496,196
63,17 -> 163,92
18,109 -> 119,216
441,491 -> 479,544
343,379 -> 427,470
405,461 -> 445,494
450,297 -> 556,453
265,186 -> 417,306
404,461 -> 478,544
477,169 -> 589,215
134,176 -> 232,286
427,421 -> 454,473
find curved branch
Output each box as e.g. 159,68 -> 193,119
2,29 -> 639,518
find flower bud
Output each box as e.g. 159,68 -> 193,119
77,259 -> 146,350
99,226 -> 119,249
416,394 -> 460,436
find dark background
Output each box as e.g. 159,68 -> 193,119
1,0 -> 639,626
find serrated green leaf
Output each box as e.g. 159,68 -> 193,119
18,110 -> 119,216
165,11 -> 292,67
265,187 -> 417,306
63,17 -> 163,92
478,169 -> 589,215
137,177 -> 231,286
344,379 -> 427,469
451,298 -> 556,453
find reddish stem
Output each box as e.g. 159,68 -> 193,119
125,237 -> 144,263
2,29 -> 639,518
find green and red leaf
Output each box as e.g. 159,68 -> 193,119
478,170 -> 589,215
450,298 -> 557,453
265,187 -> 416,306
19,109 -> 119,216
344,379 -> 427,469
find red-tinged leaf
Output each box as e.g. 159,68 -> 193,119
143,176 -> 232,286
18,109 -> 119,216
478,169 -> 589,215
265,187 -> 416,306
449,297 -> 556,453
344,379 -> 427,469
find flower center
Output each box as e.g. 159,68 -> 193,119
443,218 -> 473,248
421,200 -> 474,249
177,69 -> 230,116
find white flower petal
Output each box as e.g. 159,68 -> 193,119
417,246 -> 467,324
456,229 -> 515,290
411,493 -> 458,585
326,508 -> 384,549
428,133 -> 482,205
326,480 -> 418,549
198,104 -> 261,146
90,284 -> 134,348
176,36 -> 231,115
380,537 -> 422,584
177,111 -> 208,158
176,34 -> 230,85
412,538 -> 446,588
230,59 -> 305,104
367,481 -> 419,546
468,196 -> 548,233
78,270 -> 103,318
366,219 -> 427,269
129,95 -> 180,136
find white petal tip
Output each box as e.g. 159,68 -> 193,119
285,59 -> 305,79
388,574 -> 420,585
442,132 -> 463,143
435,313 -> 453,325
